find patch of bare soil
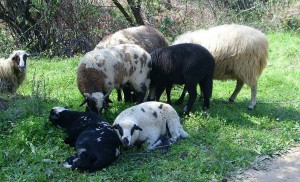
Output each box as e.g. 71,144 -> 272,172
231,146 -> 300,182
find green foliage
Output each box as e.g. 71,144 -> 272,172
0,32 -> 299,181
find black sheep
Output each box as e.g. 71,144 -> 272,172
149,43 -> 215,115
49,107 -> 120,172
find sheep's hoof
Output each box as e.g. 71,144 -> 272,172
248,105 -> 256,110
175,99 -> 184,106
161,147 -> 169,154
227,98 -> 235,103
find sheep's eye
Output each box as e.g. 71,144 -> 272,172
14,56 -> 20,62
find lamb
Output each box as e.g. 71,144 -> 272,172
172,24 -> 268,110
112,101 -> 188,153
95,25 -> 169,102
0,50 -> 29,93
77,44 -> 152,114
148,43 -> 215,115
49,107 -> 120,172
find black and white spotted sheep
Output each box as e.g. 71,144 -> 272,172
112,101 -> 188,153
77,44 -> 152,114
49,107 -> 120,172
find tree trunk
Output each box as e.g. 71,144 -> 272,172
127,0 -> 144,25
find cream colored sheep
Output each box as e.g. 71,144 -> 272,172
0,50 -> 29,93
172,24 -> 268,109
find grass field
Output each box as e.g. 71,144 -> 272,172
0,31 -> 299,181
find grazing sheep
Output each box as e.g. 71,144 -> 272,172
49,107 -> 120,172
149,43 -> 215,115
172,24 -> 268,110
112,101 -> 188,153
77,44 -> 152,114
95,25 -> 169,102
0,50 -> 29,93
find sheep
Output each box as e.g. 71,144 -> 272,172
95,25 -> 169,102
95,25 -> 168,53
172,24 -> 268,110
49,107 -> 120,172
77,44 -> 152,114
0,50 -> 29,93
148,43 -> 215,115
112,101 -> 188,153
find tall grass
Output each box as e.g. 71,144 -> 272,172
0,32 -> 299,181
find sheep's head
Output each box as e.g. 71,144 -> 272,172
112,122 -> 143,148
49,106 -> 69,128
10,50 -> 29,72
80,91 -> 112,114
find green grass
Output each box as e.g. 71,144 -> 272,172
1,32 -> 299,181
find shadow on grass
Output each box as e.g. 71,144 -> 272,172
169,96 -> 300,127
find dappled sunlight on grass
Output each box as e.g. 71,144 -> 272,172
0,32 -> 299,181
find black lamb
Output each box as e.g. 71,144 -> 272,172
49,106 -> 120,172
149,43 -> 215,115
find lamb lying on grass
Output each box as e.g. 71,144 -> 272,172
49,106 -> 120,172
112,101 -> 188,153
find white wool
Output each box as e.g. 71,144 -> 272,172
113,101 -> 188,150
172,24 -> 268,109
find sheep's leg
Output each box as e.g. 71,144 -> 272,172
182,82 -> 197,115
122,85 -> 134,102
199,77 -> 213,110
175,86 -> 187,105
166,85 -> 172,105
148,87 -> 156,101
132,83 -> 147,103
228,79 -> 244,103
155,86 -> 165,101
248,80 -> 257,110
147,138 -> 163,150
117,88 -> 122,101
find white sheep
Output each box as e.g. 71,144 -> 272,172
112,101 -> 188,153
95,25 -> 169,102
172,24 -> 268,110
0,50 -> 29,93
77,44 -> 152,114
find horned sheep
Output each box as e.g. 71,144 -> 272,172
112,101 -> 188,153
49,107 -> 120,172
172,24 -> 268,110
149,43 -> 215,115
0,50 -> 29,93
77,44 -> 152,114
95,25 -> 169,102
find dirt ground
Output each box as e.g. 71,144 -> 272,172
231,146 -> 300,182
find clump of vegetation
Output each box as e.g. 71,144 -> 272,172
0,0 -> 298,56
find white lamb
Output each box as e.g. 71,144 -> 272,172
112,101 -> 188,153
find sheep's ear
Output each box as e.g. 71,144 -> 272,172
112,124 -> 120,130
50,110 -> 60,120
103,90 -> 112,99
133,124 -> 142,131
